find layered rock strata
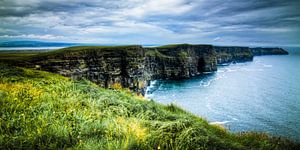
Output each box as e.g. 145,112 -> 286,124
250,47 -> 289,56
22,44 -> 288,94
214,46 -> 253,64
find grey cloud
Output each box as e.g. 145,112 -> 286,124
0,0 -> 299,46
0,0 -> 126,17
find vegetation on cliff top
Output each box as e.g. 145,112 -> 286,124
0,63 -> 299,149
145,49 -> 174,59
0,46 -> 144,65
155,43 -> 212,49
0,50 -> 46,62
40,45 -> 141,54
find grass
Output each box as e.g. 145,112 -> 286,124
155,44 -> 212,49
0,63 -> 299,149
31,45 -> 143,58
145,49 -> 174,59
0,46 -> 145,67
0,50 -> 46,62
155,44 -> 191,49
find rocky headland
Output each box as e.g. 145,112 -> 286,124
17,44 -> 288,94
215,46 -> 253,64
250,47 -> 289,56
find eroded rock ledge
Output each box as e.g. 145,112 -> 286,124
22,44 -> 288,94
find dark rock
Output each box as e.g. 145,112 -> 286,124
27,45 -> 147,93
214,46 -> 253,64
20,44 -> 288,94
23,44 -> 217,94
250,47 -> 289,56
145,44 -> 217,80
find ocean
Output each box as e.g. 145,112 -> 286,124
146,47 -> 300,142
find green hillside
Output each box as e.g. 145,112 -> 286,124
0,63 -> 299,149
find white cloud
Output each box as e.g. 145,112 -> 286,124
213,37 -> 220,41
0,0 -> 299,46
0,34 -> 66,40
123,0 -> 195,18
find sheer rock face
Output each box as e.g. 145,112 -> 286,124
145,44 -> 217,80
28,46 -> 147,93
26,45 -> 217,93
214,46 -> 253,64
24,44 -> 288,94
250,47 -> 289,56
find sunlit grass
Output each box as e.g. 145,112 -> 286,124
0,63 -> 299,149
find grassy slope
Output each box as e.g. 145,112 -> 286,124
0,46 -> 142,64
32,45 -> 142,57
155,44 -> 212,49
0,63 -> 299,150
0,50 -> 45,61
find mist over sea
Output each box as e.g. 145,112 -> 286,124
146,47 -> 300,142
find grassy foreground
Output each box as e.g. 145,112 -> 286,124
0,63 -> 299,149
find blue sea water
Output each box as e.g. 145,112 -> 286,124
146,47 -> 300,142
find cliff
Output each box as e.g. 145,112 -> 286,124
13,44 -> 288,94
250,47 -> 289,56
24,44 -> 217,93
214,46 -> 253,64
25,45 -> 148,93
145,44 -> 217,80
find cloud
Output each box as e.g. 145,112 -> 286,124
0,0 -> 299,46
0,34 -> 66,40
123,0 -> 195,18
213,37 -> 221,42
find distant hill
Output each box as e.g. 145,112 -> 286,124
0,41 -> 80,47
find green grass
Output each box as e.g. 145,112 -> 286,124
145,49 -> 174,59
155,44 -> 191,49
47,45 -> 142,54
145,50 -> 188,60
0,46 -> 144,65
155,44 -> 212,49
0,64 -> 299,149
32,45 -> 142,57
0,50 -> 46,61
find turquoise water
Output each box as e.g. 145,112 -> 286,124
146,47 -> 300,141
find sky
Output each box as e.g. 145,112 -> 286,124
0,0 -> 300,46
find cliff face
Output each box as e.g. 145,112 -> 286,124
145,44 -> 217,80
22,44 -> 288,94
27,46 -> 148,93
214,46 -> 253,64
250,47 -> 289,56
26,44 -> 217,93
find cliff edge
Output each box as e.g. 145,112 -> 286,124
13,44 -> 288,93
250,47 -> 289,56
214,46 -> 253,64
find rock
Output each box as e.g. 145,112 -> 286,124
250,47 -> 289,56
27,45 -> 147,93
21,44 -> 288,94
214,46 -> 253,64
145,44 -> 217,80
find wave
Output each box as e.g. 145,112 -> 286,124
200,74 -> 226,87
201,80 -> 211,87
263,64 -> 273,68
227,68 -> 238,72
258,68 -> 264,71
232,117 -> 239,121
209,117 -> 238,125
206,102 -> 212,111
209,121 -> 231,125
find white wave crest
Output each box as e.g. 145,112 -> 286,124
209,121 -> 231,125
